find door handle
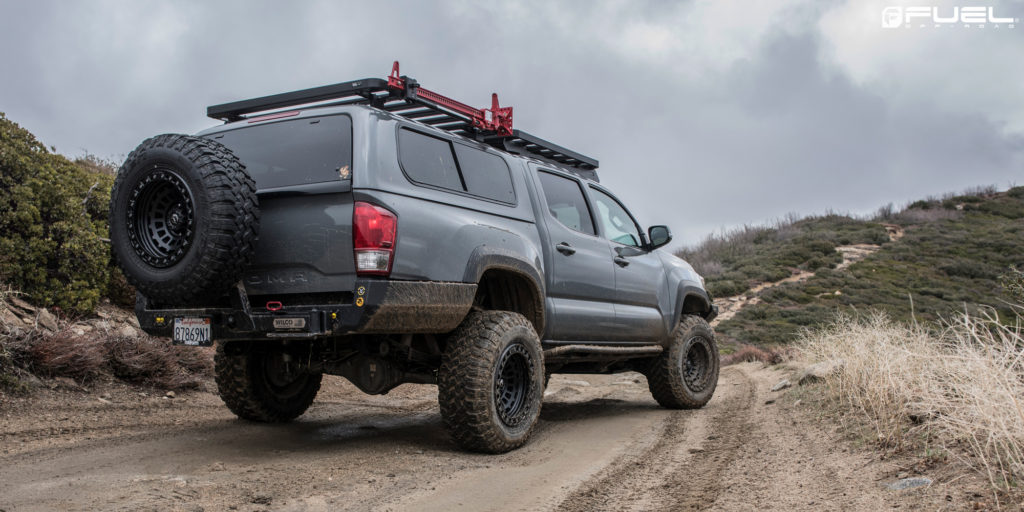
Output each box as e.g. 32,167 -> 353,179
614,256 -> 630,267
555,242 -> 576,256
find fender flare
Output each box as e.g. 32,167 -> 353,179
672,283 -> 715,328
462,246 -> 546,334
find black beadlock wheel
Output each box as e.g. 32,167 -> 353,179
214,343 -> 322,423
495,343 -> 534,428
126,168 -> 196,268
647,315 -> 720,409
438,310 -> 544,453
683,336 -> 715,393
110,134 -> 259,304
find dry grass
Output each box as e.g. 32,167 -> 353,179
4,328 -> 212,390
721,344 -> 787,366
799,311 -> 1024,495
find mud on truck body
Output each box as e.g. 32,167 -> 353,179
109,62 -> 719,453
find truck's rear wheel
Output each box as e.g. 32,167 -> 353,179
109,134 -> 259,304
438,311 -> 544,453
647,315 -> 719,409
214,343 -> 322,422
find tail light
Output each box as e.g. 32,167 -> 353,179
353,202 -> 397,276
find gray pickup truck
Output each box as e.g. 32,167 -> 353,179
109,63 -> 719,453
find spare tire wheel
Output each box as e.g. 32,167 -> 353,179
109,134 -> 259,304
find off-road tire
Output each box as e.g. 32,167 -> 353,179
647,315 -> 720,409
214,343 -> 322,422
438,310 -> 544,453
109,134 -> 259,304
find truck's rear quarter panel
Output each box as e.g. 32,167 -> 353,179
355,113 -> 543,284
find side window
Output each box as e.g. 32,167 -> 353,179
590,187 -> 642,247
398,128 -> 463,191
454,145 -> 515,203
538,171 -> 595,236
398,128 -> 516,204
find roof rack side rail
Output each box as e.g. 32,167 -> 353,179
207,78 -> 390,122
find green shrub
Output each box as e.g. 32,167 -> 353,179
972,200 -> 1024,219
940,260 -> 997,280
708,279 -> 746,298
0,113 -> 114,314
1001,267 -> 1024,303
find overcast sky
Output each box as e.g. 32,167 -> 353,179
2,0 -> 1022,246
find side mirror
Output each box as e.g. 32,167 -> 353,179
647,225 -> 672,249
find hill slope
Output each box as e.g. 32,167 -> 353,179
679,187 -> 1024,346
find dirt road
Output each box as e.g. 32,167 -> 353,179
0,361 -> 961,512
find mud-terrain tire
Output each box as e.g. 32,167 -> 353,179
647,315 -> 720,409
438,310 -> 544,453
109,134 -> 259,304
214,343 -> 322,422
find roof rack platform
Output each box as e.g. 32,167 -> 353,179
206,62 -> 598,173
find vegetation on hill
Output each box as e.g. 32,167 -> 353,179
0,113 -> 125,315
679,186 -> 1024,346
678,214 -> 891,298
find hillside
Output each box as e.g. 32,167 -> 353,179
679,187 -> 1024,347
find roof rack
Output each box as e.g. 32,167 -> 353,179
206,62 -> 599,174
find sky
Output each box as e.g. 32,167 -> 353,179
1,0 -> 1022,247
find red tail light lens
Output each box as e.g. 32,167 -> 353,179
353,202 -> 397,276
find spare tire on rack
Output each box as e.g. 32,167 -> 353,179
109,134 -> 259,305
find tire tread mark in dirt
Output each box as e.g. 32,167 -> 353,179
556,367 -> 757,512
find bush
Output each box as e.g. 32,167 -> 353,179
0,113 -> 115,314
720,344 -> 786,366
4,327 -> 212,390
1000,267 -> 1024,303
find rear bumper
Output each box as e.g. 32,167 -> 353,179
136,280 -> 477,341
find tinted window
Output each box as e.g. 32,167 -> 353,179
454,145 -> 515,203
213,115 -> 352,190
538,171 -> 595,235
590,187 -> 642,246
398,129 -> 464,191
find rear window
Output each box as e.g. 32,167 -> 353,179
210,115 -> 352,190
398,128 -> 515,204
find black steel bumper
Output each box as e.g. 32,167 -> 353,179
136,280 -> 478,341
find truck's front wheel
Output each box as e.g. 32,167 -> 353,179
646,315 -> 720,409
438,311 -> 544,453
214,343 -> 322,422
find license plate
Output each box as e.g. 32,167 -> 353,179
173,317 -> 212,346
273,317 -> 307,330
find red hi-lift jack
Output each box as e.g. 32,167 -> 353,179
386,61 -> 514,137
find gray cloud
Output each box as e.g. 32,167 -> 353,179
1,0 -> 1021,245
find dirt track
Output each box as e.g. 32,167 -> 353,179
0,361 -> 965,511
